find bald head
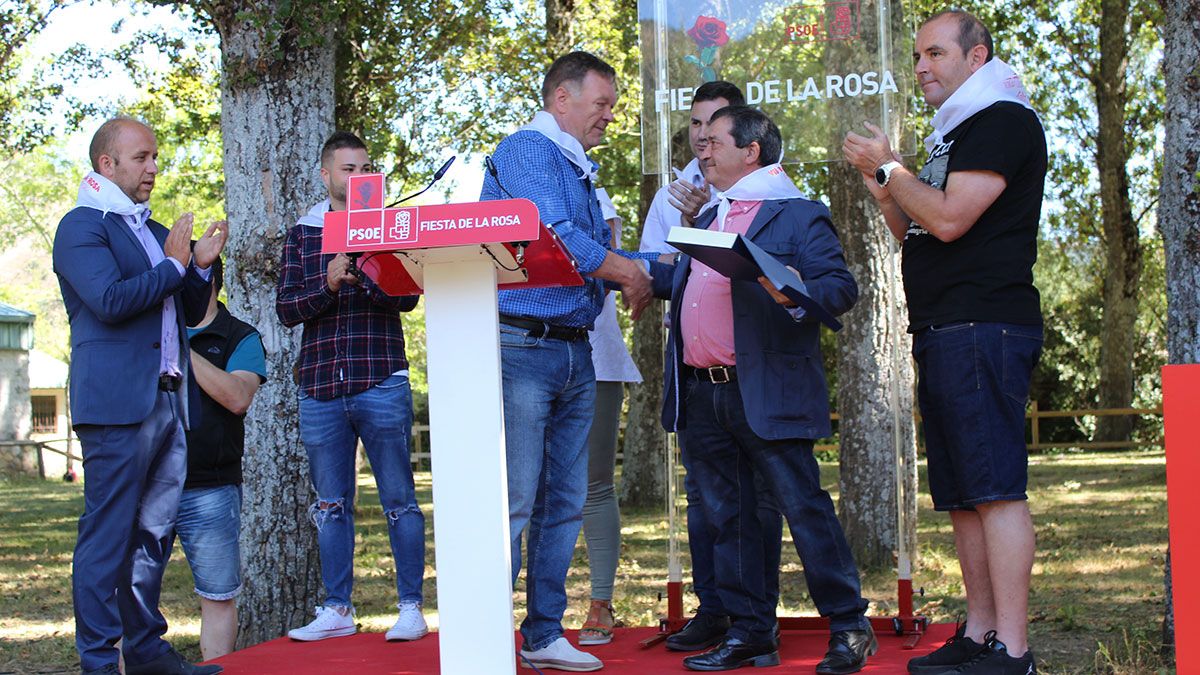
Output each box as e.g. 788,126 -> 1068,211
89,117 -> 152,171
89,118 -> 159,203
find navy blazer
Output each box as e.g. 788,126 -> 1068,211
53,207 -> 212,428
651,198 -> 857,441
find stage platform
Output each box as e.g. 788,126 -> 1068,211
209,623 -> 953,673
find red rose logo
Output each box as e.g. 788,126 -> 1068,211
687,16 -> 729,48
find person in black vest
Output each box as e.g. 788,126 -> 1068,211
177,254 -> 266,660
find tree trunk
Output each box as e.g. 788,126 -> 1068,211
619,173 -> 667,509
1093,0 -> 1141,443
1159,0 -> 1200,659
545,0 -> 576,58
828,161 -> 918,569
208,2 -> 336,647
1164,547 -> 1175,661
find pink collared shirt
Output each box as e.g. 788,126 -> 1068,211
680,200 -> 763,368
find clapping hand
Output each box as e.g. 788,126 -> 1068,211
667,180 -> 711,225
193,220 -> 229,269
163,213 -> 195,269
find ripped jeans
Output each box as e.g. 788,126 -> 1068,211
298,373 -> 425,607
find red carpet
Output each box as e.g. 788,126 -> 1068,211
210,623 -> 954,673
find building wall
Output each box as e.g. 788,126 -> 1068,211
0,349 -> 35,476
0,350 -> 31,440
30,387 -> 78,479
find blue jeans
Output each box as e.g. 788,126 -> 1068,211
298,373 -> 425,607
683,376 -> 868,643
680,431 -> 783,617
500,326 -> 595,651
73,390 -> 187,671
175,484 -> 242,600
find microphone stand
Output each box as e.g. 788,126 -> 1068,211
485,155 -> 529,265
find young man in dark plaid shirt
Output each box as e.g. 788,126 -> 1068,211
275,131 -> 428,643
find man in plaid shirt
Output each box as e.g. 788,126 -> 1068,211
275,131 -> 428,644
480,51 -> 667,672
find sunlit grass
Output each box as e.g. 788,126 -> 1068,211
0,450 -> 1171,673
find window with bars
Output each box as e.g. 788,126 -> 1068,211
31,396 -> 57,434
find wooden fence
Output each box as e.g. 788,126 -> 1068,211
7,402 -> 1163,475
406,401 -> 1164,463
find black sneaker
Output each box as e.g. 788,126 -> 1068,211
666,613 -> 732,652
908,623 -> 986,673
944,631 -> 1037,675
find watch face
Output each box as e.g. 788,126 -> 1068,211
875,167 -> 887,186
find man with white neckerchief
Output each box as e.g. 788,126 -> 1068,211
843,10 -> 1047,675
480,50 -> 668,672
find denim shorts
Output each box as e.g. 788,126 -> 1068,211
175,484 -> 242,600
912,321 -> 1043,511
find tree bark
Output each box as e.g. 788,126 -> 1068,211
1093,0 -> 1142,442
619,173 -> 667,509
1159,0 -> 1200,659
207,2 -> 336,647
828,161 -> 918,569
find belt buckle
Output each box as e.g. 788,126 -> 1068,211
708,366 -> 730,384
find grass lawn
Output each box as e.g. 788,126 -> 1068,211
0,450 -> 1170,674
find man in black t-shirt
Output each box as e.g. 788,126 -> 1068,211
843,10 -> 1046,675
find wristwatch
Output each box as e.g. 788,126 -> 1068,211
875,160 -> 904,188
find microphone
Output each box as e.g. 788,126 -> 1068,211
386,155 -> 457,207
485,155 -> 517,200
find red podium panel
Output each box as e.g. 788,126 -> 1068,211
1164,364 -> 1198,673
319,174 -> 582,295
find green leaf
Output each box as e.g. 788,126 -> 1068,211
684,54 -> 701,66
702,66 -> 717,82
700,45 -> 717,65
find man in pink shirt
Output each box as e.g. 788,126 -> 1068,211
649,106 -> 870,674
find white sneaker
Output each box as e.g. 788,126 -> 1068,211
519,637 -> 603,672
385,601 -> 429,641
287,605 -> 357,641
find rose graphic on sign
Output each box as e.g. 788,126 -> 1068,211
354,182 -> 376,210
685,16 -> 729,82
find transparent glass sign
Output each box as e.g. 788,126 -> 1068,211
639,0 -> 916,173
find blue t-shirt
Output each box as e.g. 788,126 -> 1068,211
187,325 -> 267,381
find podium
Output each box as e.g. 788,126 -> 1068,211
322,174 -> 583,674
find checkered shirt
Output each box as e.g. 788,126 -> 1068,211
276,220 -> 419,401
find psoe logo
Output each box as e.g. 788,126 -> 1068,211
782,1 -> 860,43
347,224 -> 383,245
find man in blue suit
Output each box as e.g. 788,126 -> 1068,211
53,117 -> 228,675
650,106 -> 874,674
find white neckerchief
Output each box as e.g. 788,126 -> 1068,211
75,171 -> 150,226
519,111 -> 599,182
298,199 -> 332,228
671,157 -> 705,188
926,57 -> 1036,153
703,164 -> 804,231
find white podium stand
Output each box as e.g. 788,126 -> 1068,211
322,178 -> 581,674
